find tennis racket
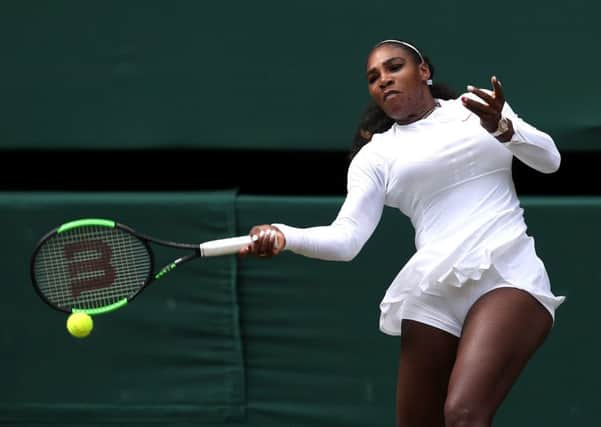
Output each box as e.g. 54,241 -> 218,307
30,218 -> 256,316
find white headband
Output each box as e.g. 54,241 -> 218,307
375,39 -> 432,86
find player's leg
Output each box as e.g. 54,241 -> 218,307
444,287 -> 553,427
396,319 -> 459,427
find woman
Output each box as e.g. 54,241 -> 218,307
240,40 -> 564,427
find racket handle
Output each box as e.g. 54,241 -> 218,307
199,235 -> 257,257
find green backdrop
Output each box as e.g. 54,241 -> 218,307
1,192 -> 246,425
1,0 -> 599,151
2,192 -> 599,426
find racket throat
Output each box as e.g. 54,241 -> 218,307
155,262 -> 178,280
154,253 -> 199,281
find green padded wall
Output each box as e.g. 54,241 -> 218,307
1,192 -> 246,425
1,1 -> 599,151
2,193 -> 600,426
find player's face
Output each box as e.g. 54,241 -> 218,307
366,45 -> 430,122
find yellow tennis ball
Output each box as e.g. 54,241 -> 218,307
66,312 -> 93,338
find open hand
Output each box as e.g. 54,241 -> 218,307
461,76 -> 505,133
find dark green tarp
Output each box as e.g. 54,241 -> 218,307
1,1 -> 599,151
1,192 -> 600,426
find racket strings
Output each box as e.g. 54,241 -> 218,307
33,226 -> 151,310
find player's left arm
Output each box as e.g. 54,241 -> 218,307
462,76 -> 561,174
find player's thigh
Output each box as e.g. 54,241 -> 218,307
445,287 -> 553,424
396,319 -> 459,427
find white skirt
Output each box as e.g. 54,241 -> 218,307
379,231 -> 565,336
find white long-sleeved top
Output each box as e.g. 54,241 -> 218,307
274,94 -> 565,335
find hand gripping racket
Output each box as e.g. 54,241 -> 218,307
30,218 -> 255,316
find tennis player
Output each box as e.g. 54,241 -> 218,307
240,40 -> 565,427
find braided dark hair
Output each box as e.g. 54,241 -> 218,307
349,42 -> 457,161
349,99 -> 394,161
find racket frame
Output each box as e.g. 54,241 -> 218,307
30,218 -> 248,316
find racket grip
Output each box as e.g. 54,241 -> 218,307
200,235 -> 257,257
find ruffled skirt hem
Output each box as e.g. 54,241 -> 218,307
378,232 -> 565,336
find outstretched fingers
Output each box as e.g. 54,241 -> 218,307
462,76 -> 505,133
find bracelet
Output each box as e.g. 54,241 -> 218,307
489,117 -> 510,137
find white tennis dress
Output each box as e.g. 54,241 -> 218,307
274,94 -> 565,336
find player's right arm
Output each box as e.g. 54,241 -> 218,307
242,146 -> 387,261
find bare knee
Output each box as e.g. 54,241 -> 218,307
444,397 -> 491,427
